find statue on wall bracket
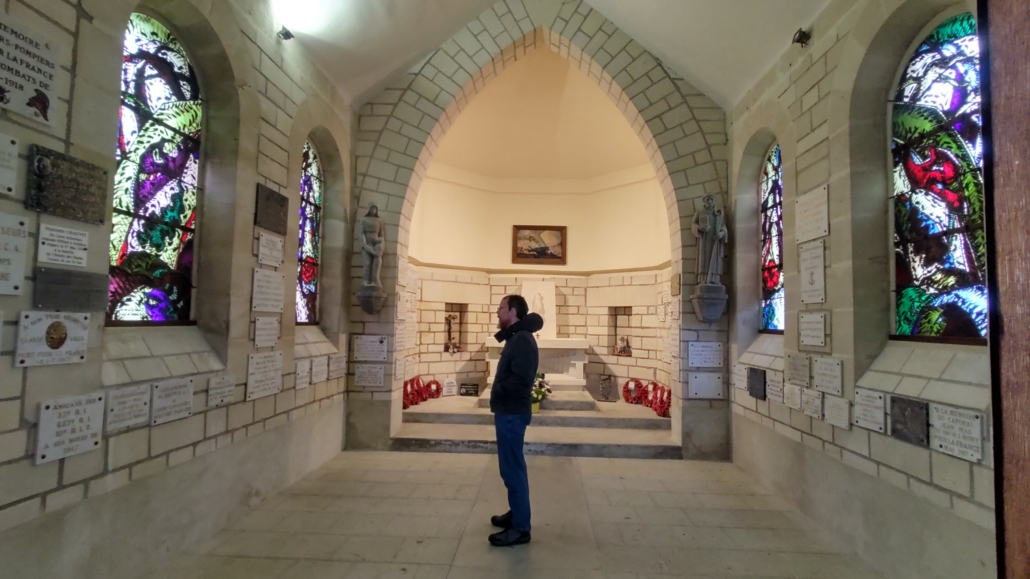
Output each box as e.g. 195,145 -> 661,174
356,204 -> 387,315
690,194 -> 729,323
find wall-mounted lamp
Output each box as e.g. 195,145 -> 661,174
277,26 -> 295,41
792,28 -> 811,48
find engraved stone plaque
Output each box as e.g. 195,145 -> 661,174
295,358 -> 311,390
151,378 -> 194,426
747,367 -> 767,401
0,133 -> 18,196
105,384 -> 150,432
255,183 -> 289,235
354,363 -> 385,387
783,384 -> 803,410
930,404 -> 983,462
254,316 -> 279,348
33,267 -> 109,311
26,146 -> 108,224
812,357 -> 842,396
688,342 -> 724,368
799,240 -> 825,304
853,388 -> 886,433
824,395 -> 851,429
799,311 -> 826,348
0,211 -> 28,294
353,335 -> 389,361
443,378 -> 458,396
311,355 -> 329,384
732,363 -> 747,390
258,231 -> 283,267
207,374 -> 236,407
252,268 -> 284,313
889,396 -> 930,447
247,351 -> 283,400
38,223 -> 88,267
328,353 -> 347,379
767,371 -> 785,404
405,355 -> 417,380
786,354 -> 810,387
795,184 -> 828,243
394,356 -> 405,380
36,392 -> 104,465
0,17 -> 58,125
16,311 -> 89,367
688,372 -> 724,399
802,389 -> 823,419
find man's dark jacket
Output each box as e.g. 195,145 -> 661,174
490,313 -> 543,415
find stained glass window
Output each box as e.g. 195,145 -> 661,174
108,13 -> 202,323
760,144 -> 784,331
296,140 -> 323,323
891,13 -> 985,339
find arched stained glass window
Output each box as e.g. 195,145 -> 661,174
760,144 -> 784,331
108,13 -> 202,323
891,13 -> 985,339
296,141 -> 323,323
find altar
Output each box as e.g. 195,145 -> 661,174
484,337 -> 589,391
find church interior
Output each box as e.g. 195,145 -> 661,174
0,0 -> 1023,577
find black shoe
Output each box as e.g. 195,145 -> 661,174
490,510 -> 513,528
489,527 -> 531,547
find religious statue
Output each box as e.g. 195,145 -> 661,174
690,194 -> 730,323
361,204 -> 385,288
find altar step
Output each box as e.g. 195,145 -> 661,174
476,389 -> 596,411
404,400 -> 669,430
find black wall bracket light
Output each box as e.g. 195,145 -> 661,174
792,28 -> 812,48
277,26 -> 294,41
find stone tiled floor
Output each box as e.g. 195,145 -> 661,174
147,452 -> 884,579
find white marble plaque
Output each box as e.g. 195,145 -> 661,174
295,358 -> 311,389
405,355 -> 417,380
396,292 -> 409,322
246,351 -> 283,400
353,335 -> 389,361
354,363 -> 385,387
930,404 -> 983,462
16,311 -> 89,367
669,298 -> 680,321
767,371 -> 785,404
254,316 -> 279,348
36,392 -> 104,465
0,16 -> 58,125
802,389 -> 824,419
732,363 -> 747,390
786,354 -> 810,387
799,312 -> 826,348
328,353 -> 347,379
799,240 -> 825,304
394,356 -> 405,380
105,384 -> 150,432
251,268 -> 284,313
812,357 -> 843,396
689,372 -> 724,399
207,374 -> 236,407
0,212 -> 29,295
657,302 -> 666,323
783,384 -> 803,410
151,378 -> 194,425
257,231 -> 283,267
443,378 -> 458,396
824,395 -> 851,429
38,223 -> 88,267
853,388 -> 886,433
311,355 -> 329,383
795,185 -> 829,243
0,133 -> 17,195
688,342 -> 724,368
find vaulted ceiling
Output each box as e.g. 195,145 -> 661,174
271,0 -> 831,109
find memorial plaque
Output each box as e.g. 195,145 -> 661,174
151,378 -> 194,426
311,355 -> 329,383
657,301 -> 666,323
853,388 -> 886,432
405,355 -> 417,380
799,311 -> 826,348
251,268 -> 284,313
824,395 -> 851,429
732,363 -> 747,390
36,392 -> 104,465
105,384 -> 150,432
799,240 -> 825,304
246,351 -> 283,400
394,355 -> 405,380
255,183 -> 289,235
0,211 -> 28,294
795,184 -> 829,243
207,374 -> 236,407
16,311 -> 89,367
353,335 -> 389,361
767,371 -> 785,404
669,298 -> 680,320
33,267 -> 108,311
688,342 -> 724,368
786,354 -> 810,387
354,363 -> 385,387
295,358 -> 311,389
747,367 -> 767,401
802,389 -> 823,419
254,316 -> 279,348
812,357 -> 842,396
257,231 -> 284,267
783,384 -> 803,410
930,404 -> 984,462
38,223 -> 88,267
889,396 -> 930,447
0,17 -> 58,125
26,146 -> 107,225
688,372 -> 724,399
328,353 -> 347,379
0,133 -> 16,196
443,378 -> 458,396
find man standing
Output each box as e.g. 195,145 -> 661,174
488,294 -> 542,547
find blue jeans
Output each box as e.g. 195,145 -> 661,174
495,413 -> 532,532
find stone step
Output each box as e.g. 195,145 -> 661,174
391,423 -> 681,460
476,389 -> 597,411
403,408 -> 670,430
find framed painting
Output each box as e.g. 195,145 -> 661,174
512,225 -> 567,265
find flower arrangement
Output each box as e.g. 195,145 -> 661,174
531,373 -> 552,404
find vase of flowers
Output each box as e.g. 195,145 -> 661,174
531,373 -> 551,413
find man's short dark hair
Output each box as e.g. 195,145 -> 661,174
504,294 -> 529,319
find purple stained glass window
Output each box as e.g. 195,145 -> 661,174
760,144 -> 784,331
108,13 -> 202,323
296,141 -> 323,323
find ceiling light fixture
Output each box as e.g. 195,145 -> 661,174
792,28 -> 811,48
277,26 -> 295,41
